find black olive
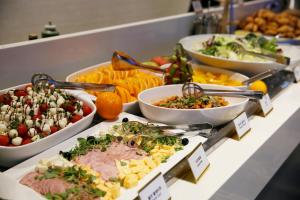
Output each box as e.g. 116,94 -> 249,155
87,136 -> 95,142
181,138 -> 189,146
128,140 -> 135,147
122,117 -> 129,122
117,136 -> 123,142
61,152 -> 72,160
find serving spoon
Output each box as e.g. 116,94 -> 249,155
182,82 -> 264,99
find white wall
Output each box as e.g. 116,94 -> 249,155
0,0 -> 191,44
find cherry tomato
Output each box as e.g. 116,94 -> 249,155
17,123 -> 28,137
0,135 -> 10,146
0,94 -> 12,105
50,126 -> 59,134
22,138 -> 32,145
32,111 -> 42,121
25,99 -> 33,107
151,56 -> 169,66
70,114 -> 82,123
62,103 -> 75,113
14,89 -> 27,97
82,104 -> 92,116
39,103 -> 48,112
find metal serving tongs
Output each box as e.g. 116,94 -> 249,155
242,69 -> 280,86
31,73 -> 115,92
182,82 -> 263,99
227,41 -> 290,65
111,51 -> 165,73
158,123 -> 213,138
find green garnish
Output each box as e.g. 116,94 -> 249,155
112,121 -> 183,153
66,134 -> 115,160
154,95 -> 228,109
40,166 -> 106,199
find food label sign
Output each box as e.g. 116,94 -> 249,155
187,144 -> 210,181
139,173 -> 170,200
233,112 -> 251,139
258,93 -> 273,116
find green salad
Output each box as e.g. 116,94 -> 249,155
199,33 -> 282,62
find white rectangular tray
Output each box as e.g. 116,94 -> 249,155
3,112 -> 207,200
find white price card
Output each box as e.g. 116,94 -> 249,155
139,173 -> 170,200
294,66 -> 300,82
233,112 -> 251,139
187,144 -> 210,181
258,94 -> 273,116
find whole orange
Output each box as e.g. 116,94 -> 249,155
95,92 -> 123,120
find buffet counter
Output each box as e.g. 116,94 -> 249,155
1,0 -> 299,199
169,82 -> 300,200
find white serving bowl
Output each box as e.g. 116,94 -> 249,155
138,84 -> 248,126
179,34 -> 300,75
0,84 -> 96,167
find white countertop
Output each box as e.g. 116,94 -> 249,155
169,82 -> 300,200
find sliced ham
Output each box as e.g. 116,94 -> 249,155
20,171 -> 71,195
74,142 -> 147,180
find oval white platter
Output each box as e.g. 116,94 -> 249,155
179,34 -> 300,75
2,112 -> 207,200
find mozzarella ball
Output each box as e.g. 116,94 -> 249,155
49,108 -> 57,115
58,118 -> 68,129
12,137 -> 23,146
25,106 -> 31,115
28,90 -> 33,96
33,105 -> 39,115
1,105 -> 9,112
49,101 -> 56,108
57,97 -> 65,106
47,119 -> 54,127
35,120 -> 41,128
4,114 -> 11,122
32,135 -> 40,142
0,123 -> 7,133
42,124 -> 51,133
25,119 -> 33,128
8,129 -> 18,138
11,95 -> 18,101
28,128 -> 37,137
